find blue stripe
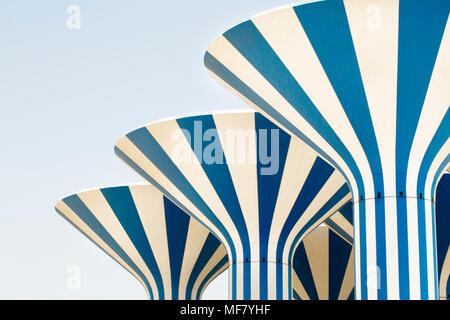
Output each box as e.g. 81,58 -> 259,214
293,241 -> 318,300
356,198 -> 367,299
204,51 -> 352,198
294,0 -> 388,298
348,288 -> 355,300
338,201 -> 353,225
115,144 -> 234,296
115,146 -> 226,246
329,229 -> 353,300
431,199 -> 439,298
325,200 -> 353,243
431,156 -> 450,205
221,15 -> 370,298
415,110 -> 449,299
416,195 -> 429,299
255,112 -> 291,299
395,0 -> 449,298
395,195 -> 410,299
276,157 -> 335,298
294,0 -> 383,193
123,127 -> 238,298
417,111 -> 450,197
101,186 -> 165,299
287,184 -> 353,298
277,157 -> 335,258
288,183 -> 351,262
176,115 -> 251,299
374,197 -> 387,299
222,17 -> 364,198
60,195 -> 154,298
162,196 -> 190,300
396,0 -> 449,195
324,218 -> 353,243
185,233 -> 223,299
325,218 -> 353,244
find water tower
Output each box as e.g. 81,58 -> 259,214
56,184 -> 228,299
205,0 -> 449,299
115,111 -> 351,299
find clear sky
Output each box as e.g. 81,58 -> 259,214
0,0 -> 298,299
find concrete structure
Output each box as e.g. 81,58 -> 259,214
55,184 -> 227,299
115,110 -> 351,299
293,224 -> 354,300
204,0 -> 449,299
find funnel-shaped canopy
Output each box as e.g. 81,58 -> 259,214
436,173 -> 450,300
205,0 -> 449,300
55,184 -> 227,300
115,111 -> 351,299
293,224 -> 354,300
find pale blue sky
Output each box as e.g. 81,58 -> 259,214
0,0 -> 297,299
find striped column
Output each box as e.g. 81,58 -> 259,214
292,224 -> 354,300
115,111 -> 351,299
55,184 -> 228,300
204,0 -> 450,299
436,173 -> 450,300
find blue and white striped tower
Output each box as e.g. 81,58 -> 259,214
204,0 -> 450,299
292,224 -> 354,300
55,184 -> 228,300
436,173 -> 450,300
115,111 -> 351,299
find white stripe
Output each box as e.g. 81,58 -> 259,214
178,217 -> 210,299
145,120 -> 247,298
406,15 -> 450,300
115,136 -> 231,255
407,15 -> 450,200
363,198 -> 378,300
253,6 -> 372,199
267,137 -> 316,299
252,8 -> 376,285
206,36 -> 359,201
405,197 -> 421,299
129,185 -> 172,298
282,262 -> 290,300
344,0 -> 400,299
213,112 -> 260,299
425,198 -> 437,300
353,201 -> 361,299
